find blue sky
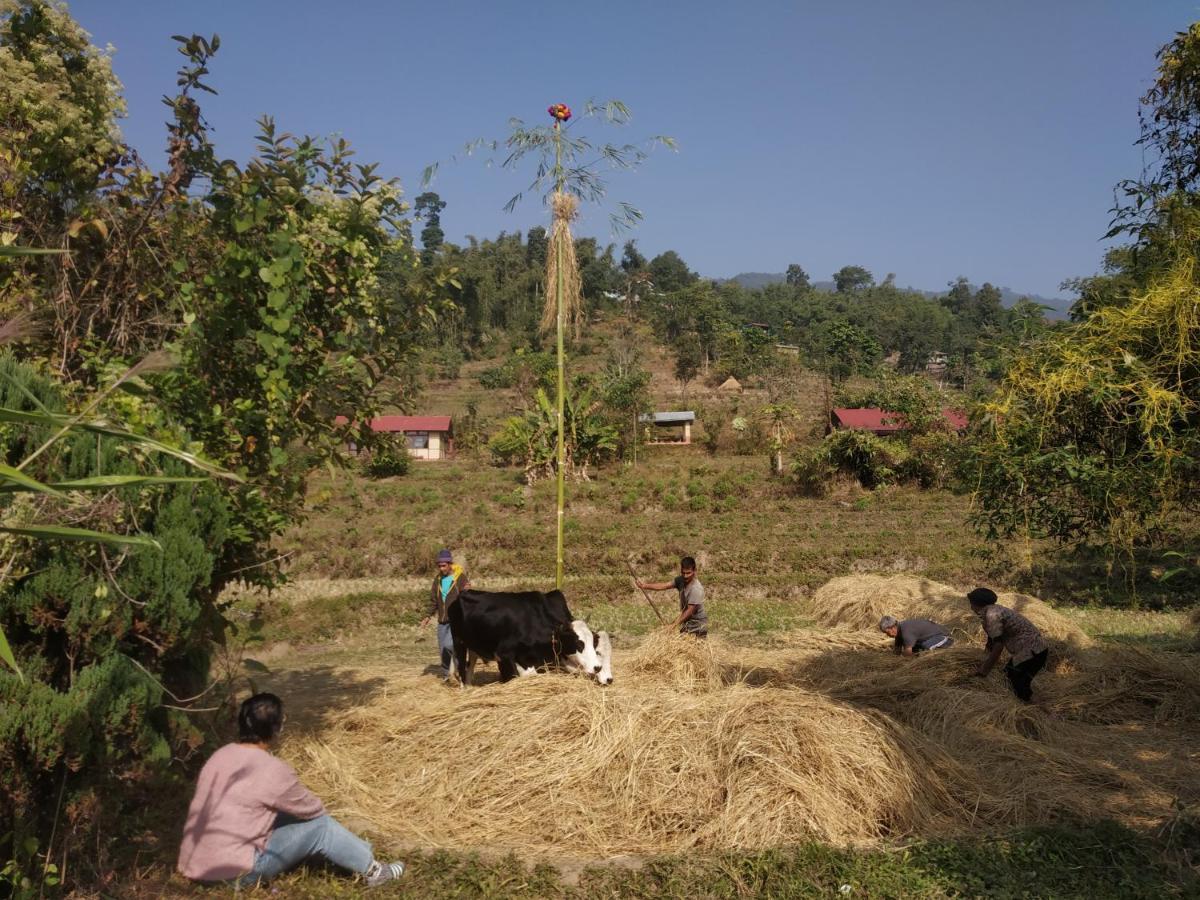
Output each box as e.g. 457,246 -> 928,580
68,0 -> 1200,298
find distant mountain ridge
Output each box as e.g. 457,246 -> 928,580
722,272 -> 1072,318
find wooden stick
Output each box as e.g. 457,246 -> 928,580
626,558 -> 666,624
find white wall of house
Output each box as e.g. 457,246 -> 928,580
405,431 -> 447,460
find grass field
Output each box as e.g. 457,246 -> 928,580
146,592 -> 1200,899
148,340 -> 1199,898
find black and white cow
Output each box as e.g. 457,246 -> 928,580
446,588 -> 611,686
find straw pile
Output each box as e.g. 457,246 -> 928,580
806,574 -> 1091,648
287,578 -> 1200,858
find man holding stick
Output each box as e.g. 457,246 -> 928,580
636,556 -> 708,638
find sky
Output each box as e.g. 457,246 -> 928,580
66,0 -> 1200,298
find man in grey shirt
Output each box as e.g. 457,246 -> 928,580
637,556 -> 708,637
878,615 -> 953,655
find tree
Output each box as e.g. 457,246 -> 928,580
673,332 -> 702,398
526,226 -> 548,270
621,239 -> 647,273
971,282 -> 1004,330
648,250 -> 697,293
967,219 -> 1200,563
833,265 -> 874,293
822,319 -> 882,380
785,263 -> 810,288
600,361 -> 651,463
942,276 -> 973,315
758,402 -> 799,475
414,191 -> 447,265
1111,23 -> 1200,241
967,22 -> 1200,572
1,15 -> 441,885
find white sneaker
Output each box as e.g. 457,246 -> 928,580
365,860 -> 405,887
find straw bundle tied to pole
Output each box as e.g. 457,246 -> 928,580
287,576 -> 1200,858
542,192 -> 583,338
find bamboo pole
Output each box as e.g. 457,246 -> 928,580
554,121 -> 565,590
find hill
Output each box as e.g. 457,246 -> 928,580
722,272 -> 1072,318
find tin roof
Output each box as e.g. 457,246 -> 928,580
638,411 -> 696,425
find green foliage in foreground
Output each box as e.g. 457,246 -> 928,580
218,822 -> 1194,899
0,356 -> 233,887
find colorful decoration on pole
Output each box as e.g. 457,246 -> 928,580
548,103 -> 572,122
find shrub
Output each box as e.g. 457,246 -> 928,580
791,444 -> 836,497
824,429 -> 910,489
363,438 -> 412,478
0,360 -> 232,884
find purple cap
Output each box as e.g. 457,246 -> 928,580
436,549 -> 453,563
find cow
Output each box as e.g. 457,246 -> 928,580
446,588 -> 607,686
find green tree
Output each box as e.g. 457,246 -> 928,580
1111,22 -> 1200,241
673,332 -> 702,399
822,319 -> 881,380
968,221 -> 1200,563
758,402 -> 799,475
833,265 -> 874,293
785,263 -> 810,288
648,249 -> 697,292
941,276 -> 973,316
621,239 -> 647,273
414,191 -> 447,265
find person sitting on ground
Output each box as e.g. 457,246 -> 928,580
967,586 -> 1049,702
419,548 -> 469,678
637,555 -> 708,638
878,615 -> 954,655
177,692 -> 404,888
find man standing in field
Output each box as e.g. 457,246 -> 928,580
637,555 -> 708,638
968,587 -> 1049,702
420,549 -> 469,678
878,615 -> 954,655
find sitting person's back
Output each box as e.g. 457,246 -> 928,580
177,692 -> 403,888
178,740 -> 324,881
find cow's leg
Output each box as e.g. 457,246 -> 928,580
515,663 -> 539,678
497,658 -> 518,682
454,639 -> 471,688
466,650 -> 479,685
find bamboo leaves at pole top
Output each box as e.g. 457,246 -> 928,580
425,100 -> 673,588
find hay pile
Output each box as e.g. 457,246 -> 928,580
807,574 -> 1091,648
287,577 -> 1200,858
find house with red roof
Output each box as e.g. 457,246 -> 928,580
336,415 -> 454,460
830,407 -> 967,436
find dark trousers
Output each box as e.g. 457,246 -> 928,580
1004,649 -> 1048,702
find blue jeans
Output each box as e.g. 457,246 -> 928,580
437,622 -> 454,675
238,814 -> 373,886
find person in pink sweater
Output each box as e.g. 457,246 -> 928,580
177,693 -> 404,888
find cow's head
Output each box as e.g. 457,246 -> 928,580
593,629 -> 613,685
556,619 -> 601,675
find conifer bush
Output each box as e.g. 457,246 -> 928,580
0,356 -> 231,881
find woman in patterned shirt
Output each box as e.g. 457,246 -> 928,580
968,587 -> 1049,702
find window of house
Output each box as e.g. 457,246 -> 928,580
406,431 -> 429,449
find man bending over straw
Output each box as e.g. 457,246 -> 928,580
967,587 -> 1049,702
878,615 -> 953,655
